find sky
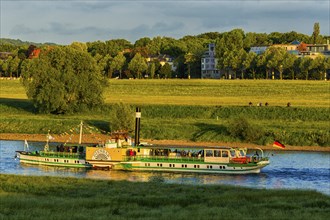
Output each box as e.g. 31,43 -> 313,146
1,0 -> 329,45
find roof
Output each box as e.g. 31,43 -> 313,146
291,40 -> 300,45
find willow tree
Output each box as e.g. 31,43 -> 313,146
21,46 -> 106,114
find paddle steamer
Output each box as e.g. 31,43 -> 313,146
16,108 -> 270,174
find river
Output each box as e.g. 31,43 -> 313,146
1,140 -> 329,195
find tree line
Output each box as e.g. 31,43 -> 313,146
0,24 -> 329,80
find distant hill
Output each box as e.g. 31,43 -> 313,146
0,38 -> 57,47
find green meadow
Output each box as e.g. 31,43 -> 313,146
1,174 -> 329,220
0,79 -> 329,146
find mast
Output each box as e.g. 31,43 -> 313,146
79,121 -> 83,144
134,107 -> 141,146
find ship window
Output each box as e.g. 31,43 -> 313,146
77,161 -> 79,164
170,164 -> 172,167
206,150 -> 213,157
182,164 -> 184,168
207,165 -> 209,169
222,151 -> 228,157
210,165 -> 213,169
160,164 -> 163,167
157,163 -> 159,167
194,165 -> 196,168
185,164 -> 187,168
145,163 -> 147,166
214,150 -> 221,157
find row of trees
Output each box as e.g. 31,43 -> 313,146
1,25 -> 329,80
216,29 -> 330,80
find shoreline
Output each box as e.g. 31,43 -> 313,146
1,133 -> 329,152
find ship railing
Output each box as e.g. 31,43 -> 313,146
124,155 -> 204,163
39,151 -> 84,159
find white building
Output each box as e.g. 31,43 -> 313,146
201,43 -> 220,79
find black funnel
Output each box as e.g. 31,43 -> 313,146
134,107 -> 141,146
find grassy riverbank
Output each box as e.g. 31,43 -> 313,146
1,79 -> 329,147
1,174 -> 329,220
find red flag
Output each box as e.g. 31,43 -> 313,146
273,141 -> 285,149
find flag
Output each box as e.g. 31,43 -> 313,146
273,140 -> 285,149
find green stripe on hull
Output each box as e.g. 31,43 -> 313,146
19,158 -> 90,168
118,163 -> 263,174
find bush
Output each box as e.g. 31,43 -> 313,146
109,102 -> 135,132
228,116 -> 265,143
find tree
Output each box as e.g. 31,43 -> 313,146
216,29 -> 244,79
312,55 -> 326,80
159,63 -> 172,78
94,53 -> 112,78
9,56 -> 20,77
264,47 -> 286,79
1,56 -> 11,77
110,53 -> 126,79
134,37 -> 151,47
69,42 -> 88,52
298,57 -> 313,80
184,52 -> 195,79
109,102 -> 135,132
282,53 -> 297,79
248,53 -> 258,79
21,46 -> 106,114
128,53 -> 147,78
312,22 -> 320,44
148,62 -> 156,79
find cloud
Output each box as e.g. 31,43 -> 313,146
2,0 -> 329,44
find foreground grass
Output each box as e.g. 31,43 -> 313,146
1,174 -> 329,220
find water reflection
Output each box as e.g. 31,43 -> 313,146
1,140 -> 329,195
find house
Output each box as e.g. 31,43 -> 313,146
250,40 -> 330,59
146,54 -> 177,71
201,43 -> 220,79
249,46 -> 268,55
27,45 -> 41,59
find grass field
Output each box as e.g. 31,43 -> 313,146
0,79 -> 329,146
1,174 -> 329,220
1,79 -> 329,107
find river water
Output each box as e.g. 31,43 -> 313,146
1,140 -> 329,195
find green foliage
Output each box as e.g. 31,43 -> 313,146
128,53 -> 148,78
227,116 -> 265,143
21,46 -> 106,114
312,22 -> 321,44
159,63 -> 172,78
109,102 -> 135,132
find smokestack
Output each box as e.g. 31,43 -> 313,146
134,107 -> 141,146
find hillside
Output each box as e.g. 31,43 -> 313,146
0,38 -> 57,47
